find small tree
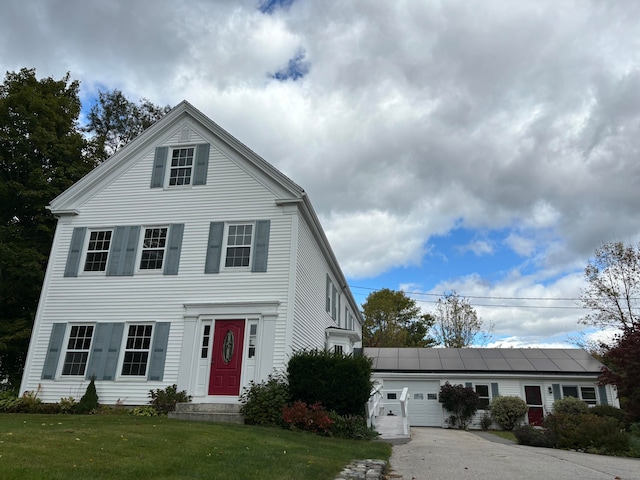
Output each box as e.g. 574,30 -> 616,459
76,377 -> 99,414
490,396 -> 528,430
432,292 -> 492,347
438,382 -> 479,429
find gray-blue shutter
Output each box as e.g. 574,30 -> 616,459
86,323 -> 124,381
491,382 -> 499,398
331,285 -> 337,320
107,226 -> 140,276
205,222 -> 225,273
147,323 -> 170,381
41,323 -> 66,379
465,382 -> 473,389
597,385 -> 608,405
151,146 -> 168,188
251,220 -> 270,272
64,228 -> 86,277
193,143 -> 210,185
326,275 -> 331,312
164,224 -> 184,275
552,383 -> 561,401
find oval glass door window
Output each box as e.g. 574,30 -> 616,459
223,330 -> 234,364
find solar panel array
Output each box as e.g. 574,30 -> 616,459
363,348 -> 603,373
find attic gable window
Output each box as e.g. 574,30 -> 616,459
139,227 -> 168,270
169,147 -> 194,186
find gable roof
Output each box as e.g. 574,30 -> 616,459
364,348 -> 604,375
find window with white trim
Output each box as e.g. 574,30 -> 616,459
139,227 -> 168,270
169,146 -> 195,186
334,345 -> 344,354
83,230 -> 112,272
475,384 -> 490,409
121,325 -> 153,376
225,224 -> 253,267
562,385 -> 597,406
61,325 -> 94,376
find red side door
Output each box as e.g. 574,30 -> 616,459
208,320 -> 245,396
524,385 -> 544,426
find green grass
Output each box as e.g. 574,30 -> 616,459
0,414 -> 391,480
488,430 -> 516,442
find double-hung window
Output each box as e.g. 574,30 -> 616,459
475,385 -> 490,409
562,385 -> 597,406
225,224 -> 253,267
169,147 -> 195,186
139,227 -> 168,270
83,230 -> 112,272
121,325 -> 153,376
61,325 -> 94,376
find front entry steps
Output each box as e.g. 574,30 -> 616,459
169,403 -> 244,424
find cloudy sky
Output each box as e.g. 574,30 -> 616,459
3,0 -> 639,347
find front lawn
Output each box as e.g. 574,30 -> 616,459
0,414 -> 391,480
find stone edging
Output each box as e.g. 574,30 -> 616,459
335,459 -> 392,480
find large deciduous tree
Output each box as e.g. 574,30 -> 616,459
362,288 -> 436,347
599,328 -> 640,422
432,292 -> 491,348
579,241 -> 640,332
0,68 -> 94,389
86,90 -> 171,162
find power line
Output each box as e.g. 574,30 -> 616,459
349,284 -> 582,302
349,284 -> 587,311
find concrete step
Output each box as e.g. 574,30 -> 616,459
169,403 -> 244,424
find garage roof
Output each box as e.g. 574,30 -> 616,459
363,348 -> 604,374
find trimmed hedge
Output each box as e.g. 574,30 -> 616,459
287,349 -> 373,416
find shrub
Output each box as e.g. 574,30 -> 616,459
149,384 -> 191,415
552,396 -> 588,416
490,396 -> 528,431
438,382 -> 480,429
282,401 -> 334,434
514,425 -> 554,448
544,413 -> 629,454
59,397 -> 77,414
0,392 -> 23,413
131,405 -> 159,417
329,412 -> 379,440
480,412 -> 492,431
76,377 -> 99,414
240,373 -> 290,426
590,404 -> 626,423
287,349 -> 373,416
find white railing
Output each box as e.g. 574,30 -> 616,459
399,386 -> 410,435
366,382 -> 383,428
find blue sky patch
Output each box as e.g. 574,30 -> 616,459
270,50 -> 310,81
259,0 -> 295,14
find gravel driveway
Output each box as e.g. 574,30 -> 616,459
389,427 -> 640,480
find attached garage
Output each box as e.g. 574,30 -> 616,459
383,379 -> 442,427
365,347 -> 620,430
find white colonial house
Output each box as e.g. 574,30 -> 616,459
20,101 -> 362,406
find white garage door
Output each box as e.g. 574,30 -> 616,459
384,380 -> 443,427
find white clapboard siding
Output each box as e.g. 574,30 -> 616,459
22,126 -> 296,404
291,215 -> 340,353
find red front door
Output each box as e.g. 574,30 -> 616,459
524,385 -> 544,426
208,320 -> 245,396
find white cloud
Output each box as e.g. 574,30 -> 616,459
3,0 -> 640,344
